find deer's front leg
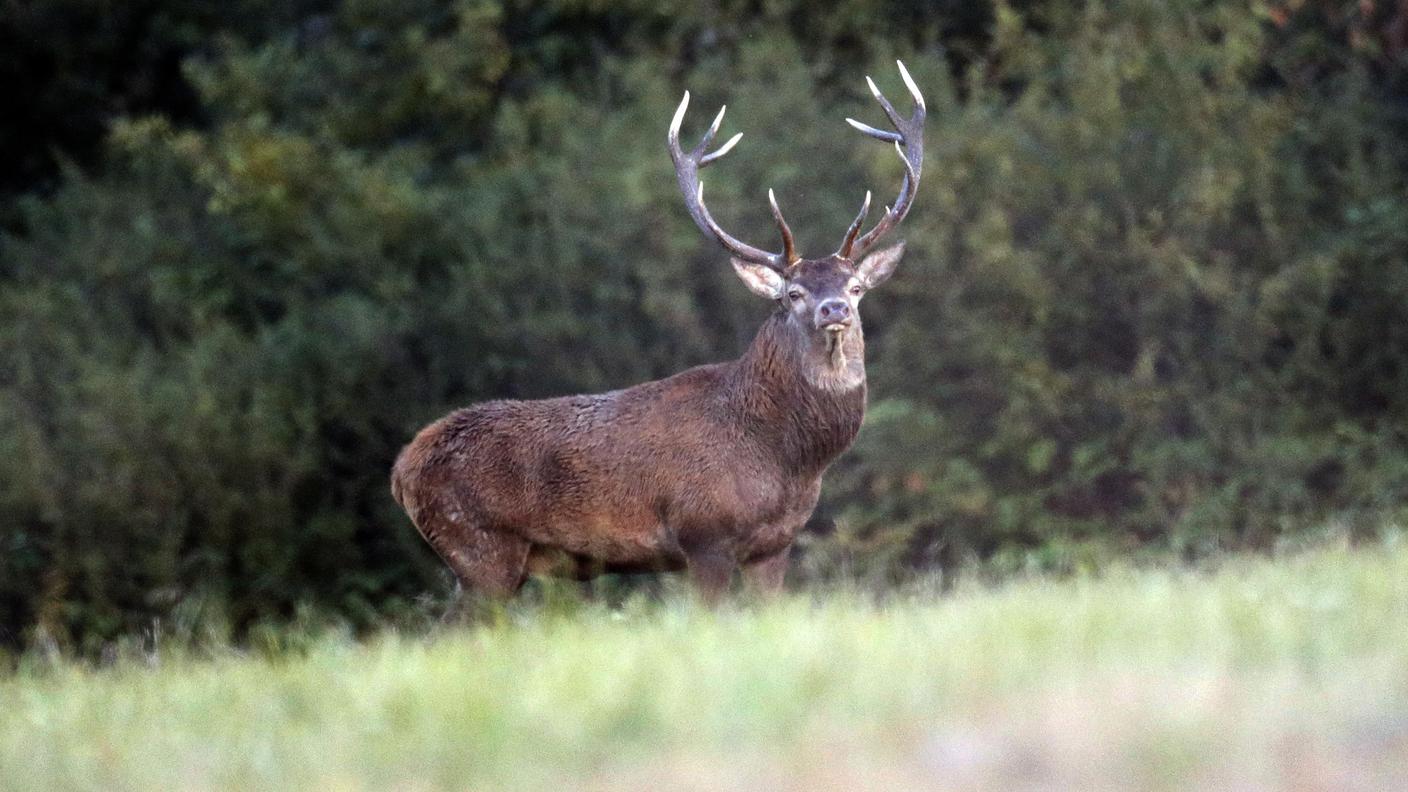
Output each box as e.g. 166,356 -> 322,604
743,546 -> 790,596
685,548 -> 735,605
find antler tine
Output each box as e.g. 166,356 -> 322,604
897,59 -> 926,111
864,75 -> 903,129
701,104 -> 726,150
837,60 -> 926,260
844,117 -> 901,143
667,91 -> 790,271
837,190 -> 872,260
700,132 -> 742,166
768,189 -> 798,265
668,90 -> 691,149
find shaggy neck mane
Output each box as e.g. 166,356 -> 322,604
726,311 -> 867,473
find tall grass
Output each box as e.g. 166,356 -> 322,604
3,539 -> 1407,790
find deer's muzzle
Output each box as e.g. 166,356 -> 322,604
815,299 -> 852,331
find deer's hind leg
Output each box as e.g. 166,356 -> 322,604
416,512 -> 531,619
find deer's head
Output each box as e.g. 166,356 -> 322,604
667,62 -> 924,345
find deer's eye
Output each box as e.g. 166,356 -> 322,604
849,285 -> 864,296
788,290 -> 804,302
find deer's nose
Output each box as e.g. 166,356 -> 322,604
816,299 -> 852,328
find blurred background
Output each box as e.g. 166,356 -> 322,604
1,0 -> 1406,652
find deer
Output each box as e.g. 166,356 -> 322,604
391,62 -> 925,606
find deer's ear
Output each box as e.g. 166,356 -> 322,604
731,258 -> 786,300
856,241 -> 906,289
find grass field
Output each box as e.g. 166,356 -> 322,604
3,539 -> 1407,791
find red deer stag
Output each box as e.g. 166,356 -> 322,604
392,62 -> 925,604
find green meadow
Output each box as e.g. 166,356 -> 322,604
4,538 -> 1406,791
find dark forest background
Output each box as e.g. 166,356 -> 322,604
2,0 -> 1408,650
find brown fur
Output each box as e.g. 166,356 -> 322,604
390,255 -> 896,602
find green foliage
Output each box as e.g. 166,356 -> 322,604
2,0 -> 1408,645
813,0 -> 1408,578
0,0 -> 324,207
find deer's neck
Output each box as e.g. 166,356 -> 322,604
729,312 -> 867,473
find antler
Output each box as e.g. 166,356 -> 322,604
668,92 -> 798,271
836,60 -> 925,261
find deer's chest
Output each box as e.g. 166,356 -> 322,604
741,475 -> 823,560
